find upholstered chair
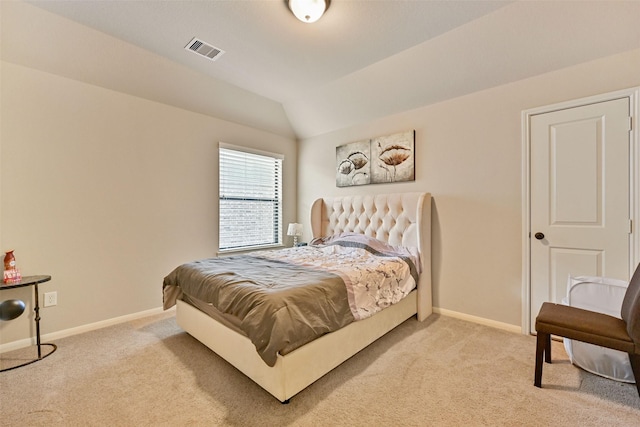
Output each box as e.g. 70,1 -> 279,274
534,264 -> 640,397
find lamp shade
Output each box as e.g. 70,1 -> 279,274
287,223 -> 303,237
288,0 -> 327,23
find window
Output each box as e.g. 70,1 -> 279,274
219,144 -> 283,251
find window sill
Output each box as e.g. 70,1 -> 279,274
217,243 -> 284,257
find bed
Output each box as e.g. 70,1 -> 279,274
163,192 -> 432,402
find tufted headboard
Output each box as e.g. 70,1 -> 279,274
310,192 -> 430,253
310,192 -> 432,320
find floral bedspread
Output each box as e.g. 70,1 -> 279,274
253,233 -> 419,321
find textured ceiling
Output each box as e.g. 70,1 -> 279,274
4,1 -> 640,139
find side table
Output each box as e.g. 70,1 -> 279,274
0,275 -> 57,372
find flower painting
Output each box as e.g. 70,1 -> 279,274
336,130 -> 415,187
336,139 -> 371,187
371,131 -> 415,184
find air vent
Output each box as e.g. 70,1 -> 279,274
185,37 -> 225,61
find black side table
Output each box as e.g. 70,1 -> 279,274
0,275 -> 57,372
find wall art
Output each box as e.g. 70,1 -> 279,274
336,130 -> 415,187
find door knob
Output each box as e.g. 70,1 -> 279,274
534,232 -> 545,240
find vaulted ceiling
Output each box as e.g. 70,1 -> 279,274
3,1 -> 640,139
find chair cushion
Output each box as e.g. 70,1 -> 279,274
536,303 -> 635,354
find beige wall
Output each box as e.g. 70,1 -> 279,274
1,42 -> 638,348
0,62 -> 297,345
298,49 -> 640,328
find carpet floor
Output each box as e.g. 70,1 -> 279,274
1,311 -> 639,426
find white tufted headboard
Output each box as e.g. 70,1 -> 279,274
310,192 -> 432,320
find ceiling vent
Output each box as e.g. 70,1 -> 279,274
185,37 -> 225,61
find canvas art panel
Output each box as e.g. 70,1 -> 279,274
336,139 -> 371,187
336,130 -> 415,187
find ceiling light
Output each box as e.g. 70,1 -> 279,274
287,0 -> 329,24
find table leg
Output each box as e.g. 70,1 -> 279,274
34,283 -> 42,359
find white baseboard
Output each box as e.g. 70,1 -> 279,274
434,307 -> 522,334
2,305 -> 520,354
0,306 -> 172,354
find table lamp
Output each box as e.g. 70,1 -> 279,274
287,223 -> 303,246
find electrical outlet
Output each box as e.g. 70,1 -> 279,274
44,291 -> 57,307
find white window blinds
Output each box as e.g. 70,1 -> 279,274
219,145 -> 283,250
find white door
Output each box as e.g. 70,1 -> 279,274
529,97 -> 632,331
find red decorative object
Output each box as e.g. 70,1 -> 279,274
3,250 -> 22,284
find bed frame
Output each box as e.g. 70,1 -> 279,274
176,192 -> 432,402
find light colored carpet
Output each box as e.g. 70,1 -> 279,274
1,311 -> 639,426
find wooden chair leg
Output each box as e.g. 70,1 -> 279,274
544,333 -> 552,363
628,353 -> 640,398
534,332 -> 549,387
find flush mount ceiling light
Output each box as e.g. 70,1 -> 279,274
287,0 -> 330,24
